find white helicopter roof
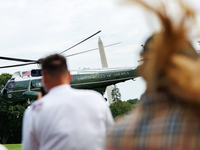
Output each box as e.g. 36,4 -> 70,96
11,66 -> 136,81
11,70 -> 42,81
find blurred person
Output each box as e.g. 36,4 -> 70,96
106,0 -> 200,149
168,54 -> 200,103
22,54 -> 114,150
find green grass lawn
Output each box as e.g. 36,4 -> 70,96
3,144 -> 21,150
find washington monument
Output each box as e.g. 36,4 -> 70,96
98,37 -> 114,104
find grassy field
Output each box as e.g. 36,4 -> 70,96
3,144 -> 21,150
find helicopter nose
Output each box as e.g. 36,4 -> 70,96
1,88 -> 8,99
1,88 -> 5,97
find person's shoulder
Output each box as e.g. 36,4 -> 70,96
70,88 -> 106,103
71,88 -> 102,97
25,99 -> 44,114
107,108 -> 141,138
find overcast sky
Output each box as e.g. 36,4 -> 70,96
0,0 -> 199,101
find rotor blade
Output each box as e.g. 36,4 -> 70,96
0,62 -> 36,69
59,30 -> 101,54
65,42 -> 122,57
0,30 -> 101,63
0,56 -> 38,63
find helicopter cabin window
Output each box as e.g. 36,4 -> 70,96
7,81 -> 15,90
31,80 -> 43,89
14,81 -> 29,90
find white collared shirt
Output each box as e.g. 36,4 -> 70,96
22,84 -> 114,150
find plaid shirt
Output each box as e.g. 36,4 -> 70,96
106,92 -> 200,150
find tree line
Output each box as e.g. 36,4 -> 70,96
0,73 -> 29,144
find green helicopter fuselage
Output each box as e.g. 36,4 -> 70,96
1,67 -> 138,102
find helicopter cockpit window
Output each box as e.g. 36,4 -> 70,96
7,82 -> 15,90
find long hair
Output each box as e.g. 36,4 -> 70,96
128,0 -> 199,93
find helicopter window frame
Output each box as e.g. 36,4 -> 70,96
30,81 -> 35,89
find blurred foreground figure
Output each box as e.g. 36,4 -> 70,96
0,145 -> 7,150
107,0 -> 200,149
22,54 -> 114,150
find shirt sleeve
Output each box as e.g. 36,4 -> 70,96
22,107 -> 39,150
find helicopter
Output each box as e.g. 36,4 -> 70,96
1,67 -> 137,101
0,30 -> 139,102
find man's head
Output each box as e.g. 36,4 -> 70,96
41,54 -> 71,92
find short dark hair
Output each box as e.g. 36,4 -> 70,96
41,54 -> 68,77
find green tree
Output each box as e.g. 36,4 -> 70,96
127,98 -> 139,104
111,85 -> 121,102
109,103 -> 121,118
0,73 -> 11,90
0,73 -> 29,144
109,86 -> 132,118
109,101 -> 132,118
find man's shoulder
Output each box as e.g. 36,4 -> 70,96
69,88 -> 106,104
71,88 -> 102,97
25,100 -> 44,114
50,85 -> 102,98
